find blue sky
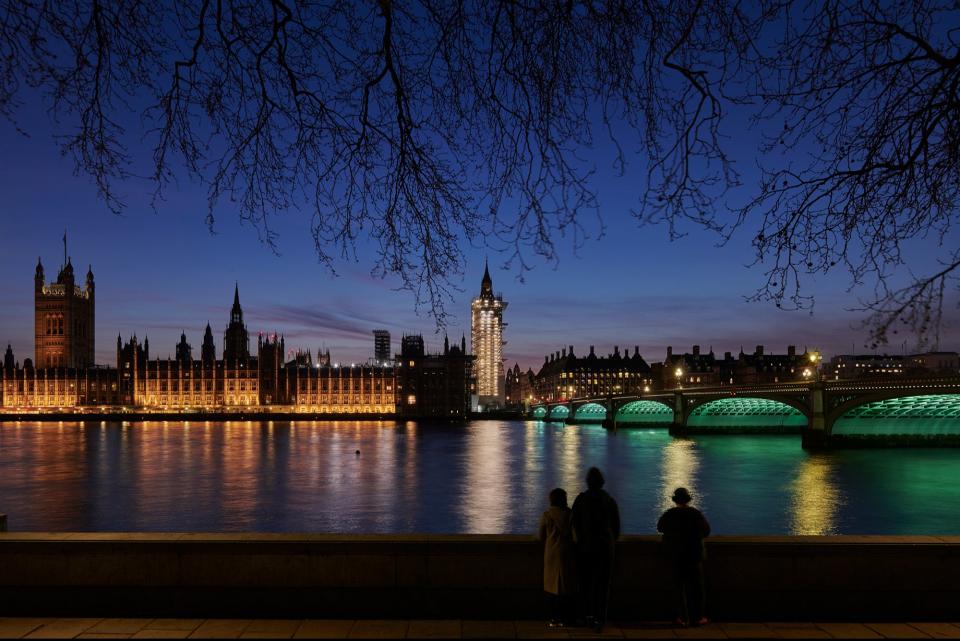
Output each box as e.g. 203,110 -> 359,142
1,90 -> 957,371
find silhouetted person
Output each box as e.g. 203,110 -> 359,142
572,467 -> 620,631
538,488 -> 577,627
657,487 -> 711,627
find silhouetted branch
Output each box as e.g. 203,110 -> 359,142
1,0 -> 958,340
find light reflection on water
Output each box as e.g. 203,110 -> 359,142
789,455 -> 841,535
0,419 -> 958,534
658,439 -> 700,515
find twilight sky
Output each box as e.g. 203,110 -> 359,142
1,95 -> 957,371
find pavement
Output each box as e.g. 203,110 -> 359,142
1,619 -> 960,639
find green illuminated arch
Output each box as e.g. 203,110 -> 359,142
574,402 -> 607,422
686,397 -> 807,430
615,400 -> 674,424
549,405 -> 571,420
532,406 -> 547,419
833,394 -> 960,436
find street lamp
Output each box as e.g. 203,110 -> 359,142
675,367 -> 683,389
808,350 -> 822,382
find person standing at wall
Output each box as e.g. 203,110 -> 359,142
572,467 -> 621,632
538,488 -> 578,627
657,487 -> 711,627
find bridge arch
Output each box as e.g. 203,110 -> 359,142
831,393 -> 960,437
686,396 -> 808,431
531,406 -> 548,419
548,405 -> 570,421
615,400 -> 674,425
573,402 -> 607,422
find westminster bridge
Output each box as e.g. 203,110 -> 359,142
527,378 -> 960,448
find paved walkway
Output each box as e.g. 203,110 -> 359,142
1,619 -> 960,639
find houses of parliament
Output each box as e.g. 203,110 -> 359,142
1,249 -> 473,418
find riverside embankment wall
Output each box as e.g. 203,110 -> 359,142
0,534 -> 958,620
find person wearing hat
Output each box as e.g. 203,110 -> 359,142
657,487 -> 711,627
572,467 -> 621,632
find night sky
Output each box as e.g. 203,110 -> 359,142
1,93 -> 957,372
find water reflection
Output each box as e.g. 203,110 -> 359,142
789,454 -> 841,535
658,438 -> 700,513
0,420 -> 957,534
461,421 -> 509,533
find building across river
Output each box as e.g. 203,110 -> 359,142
1,250 -> 473,418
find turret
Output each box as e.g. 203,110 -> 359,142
35,257 -> 44,291
201,322 -> 216,365
176,332 -> 192,365
3,344 -> 14,371
61,257 -> 75,286
86,265 -> 95,293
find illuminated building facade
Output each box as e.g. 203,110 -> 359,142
534,345 -> 653,402
470,262 -> 507,409
0,352 -> 119,407
2,273 -> 469,416
34,250 -> 95,369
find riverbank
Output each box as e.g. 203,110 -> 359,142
2,617 -> 955,639
1,534 -> 958,621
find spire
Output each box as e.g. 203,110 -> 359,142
480,258 -> 493,296
229,283 -> 244,326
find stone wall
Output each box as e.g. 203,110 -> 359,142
0,534 -> 958,620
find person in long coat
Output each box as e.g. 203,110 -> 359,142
571,467 -> 620,632
538,488 -> 577,626
657,487 -> 711,627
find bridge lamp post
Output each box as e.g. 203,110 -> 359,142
808,351 -> 823,382
675,367 -> 683,389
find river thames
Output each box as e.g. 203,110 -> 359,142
1,419 -> 958,534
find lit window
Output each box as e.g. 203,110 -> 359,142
407,394 -> 417,405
